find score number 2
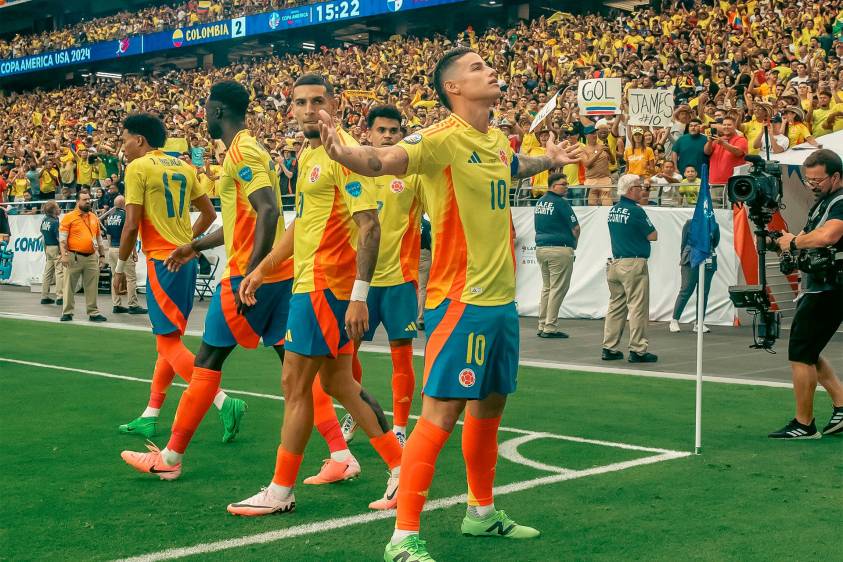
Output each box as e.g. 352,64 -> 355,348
315,0 -> 361,22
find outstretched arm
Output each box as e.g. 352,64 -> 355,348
515,133 -> 584,179
318,109 -> 409,177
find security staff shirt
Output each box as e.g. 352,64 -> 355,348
40,215 -> 60,247
534,191 -> 579,248
607,196 -> 656,258
104,208 -> 126,244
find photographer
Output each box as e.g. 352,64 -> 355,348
770,149 -> 843,439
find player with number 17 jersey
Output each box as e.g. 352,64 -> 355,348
123,150 -> 204,335
398,113 -> 519,399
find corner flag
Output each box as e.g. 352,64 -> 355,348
689,164 -> 718,267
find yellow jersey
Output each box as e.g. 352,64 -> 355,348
397,114 -> 516,308
370,173 -> 422,287
76,156 -> 93,185
293,129 -> 378,298
219,129 -> 291,282
124,149 -> 204,260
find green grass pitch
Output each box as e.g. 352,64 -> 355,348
0,317 -> 840,561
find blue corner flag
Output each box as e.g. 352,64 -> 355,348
689,164 -> 718,268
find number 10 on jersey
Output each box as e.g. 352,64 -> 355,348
490,179 -> 507,209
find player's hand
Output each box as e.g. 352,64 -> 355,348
233,286 -> 252,316
344,300 -> 369,343
112,271 -> 127,295
131,249 -> 138,262
165,243 -> 197,272
60,254 -> 69,265
238,269 -> 264,307
545,132 -> 584,166
317,110 -> 343,161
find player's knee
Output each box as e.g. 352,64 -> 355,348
281,367 -> 311,403
195,343 -> 232,371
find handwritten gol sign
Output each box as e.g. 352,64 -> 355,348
577,78 -> 622,115
529,90 -> 559,132
627,88 -> 675,127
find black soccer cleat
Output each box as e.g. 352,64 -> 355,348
768,418 -> 821,440
822,407 -> 843,436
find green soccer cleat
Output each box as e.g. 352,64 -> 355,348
118,416 -> 158,438
460,509 -> 541,539
219,396 -> 247,443
383,536 -> 436,562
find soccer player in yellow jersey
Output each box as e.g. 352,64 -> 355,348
121,82 -> 288,481
305,104 -> 422,490
111,113 -> 240,442
328,105 -> 421,442
227,74 -> 403,516
317,48 -> 583,561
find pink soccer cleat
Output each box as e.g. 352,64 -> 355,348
227,488 -> 296,516
303,456 -> 362,485
120,441 -> 181,481
368,471 -> 399,510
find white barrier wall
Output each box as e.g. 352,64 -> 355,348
4,207 -> 738,325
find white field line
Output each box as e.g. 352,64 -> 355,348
0,354 -> 692,561
0,357 -> 682,455
0,312 -> 802,390
117,443 -> 689,562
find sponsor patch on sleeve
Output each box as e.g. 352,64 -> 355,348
238,166 -> 254,182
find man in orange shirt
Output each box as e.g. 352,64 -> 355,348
59,191 -> 107,322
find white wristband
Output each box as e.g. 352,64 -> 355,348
350,280 -> 370,302
115,259 -> 127,274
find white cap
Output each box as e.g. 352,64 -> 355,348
596,119 -> 610,129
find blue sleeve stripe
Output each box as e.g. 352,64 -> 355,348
510,154 -> 519,179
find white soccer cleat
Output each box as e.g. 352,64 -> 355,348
668,320 -> 680,333
369,471 -> 399,510
692,323 -> 710,333
227,487 -> 296,516
340,413 -> 358,443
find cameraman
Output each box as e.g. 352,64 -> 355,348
770,149 -> 843,439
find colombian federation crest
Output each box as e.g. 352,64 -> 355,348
309,165 -> 321,183
390,179 -> 405,193
458,368 -> 476,388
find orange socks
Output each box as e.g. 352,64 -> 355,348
312,374 -> 346,454
167,367 -> 221,453
148,356 -> 175,409
390,345 -> 415,429
156,333 -> 195,382
272,445 -> 304,487
396,417 -> 451,531
462,411 -> 501,508
370,431 -> 404,470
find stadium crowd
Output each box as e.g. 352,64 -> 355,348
3,0 -> 843,211
0,0 -> 311,60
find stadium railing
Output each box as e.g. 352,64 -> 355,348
509,182 -> 728,209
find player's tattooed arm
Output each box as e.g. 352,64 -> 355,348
514,155 -> 554,179
514,134 -> 585,179
352,209 -> 381,282
317,109 -> 409,176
